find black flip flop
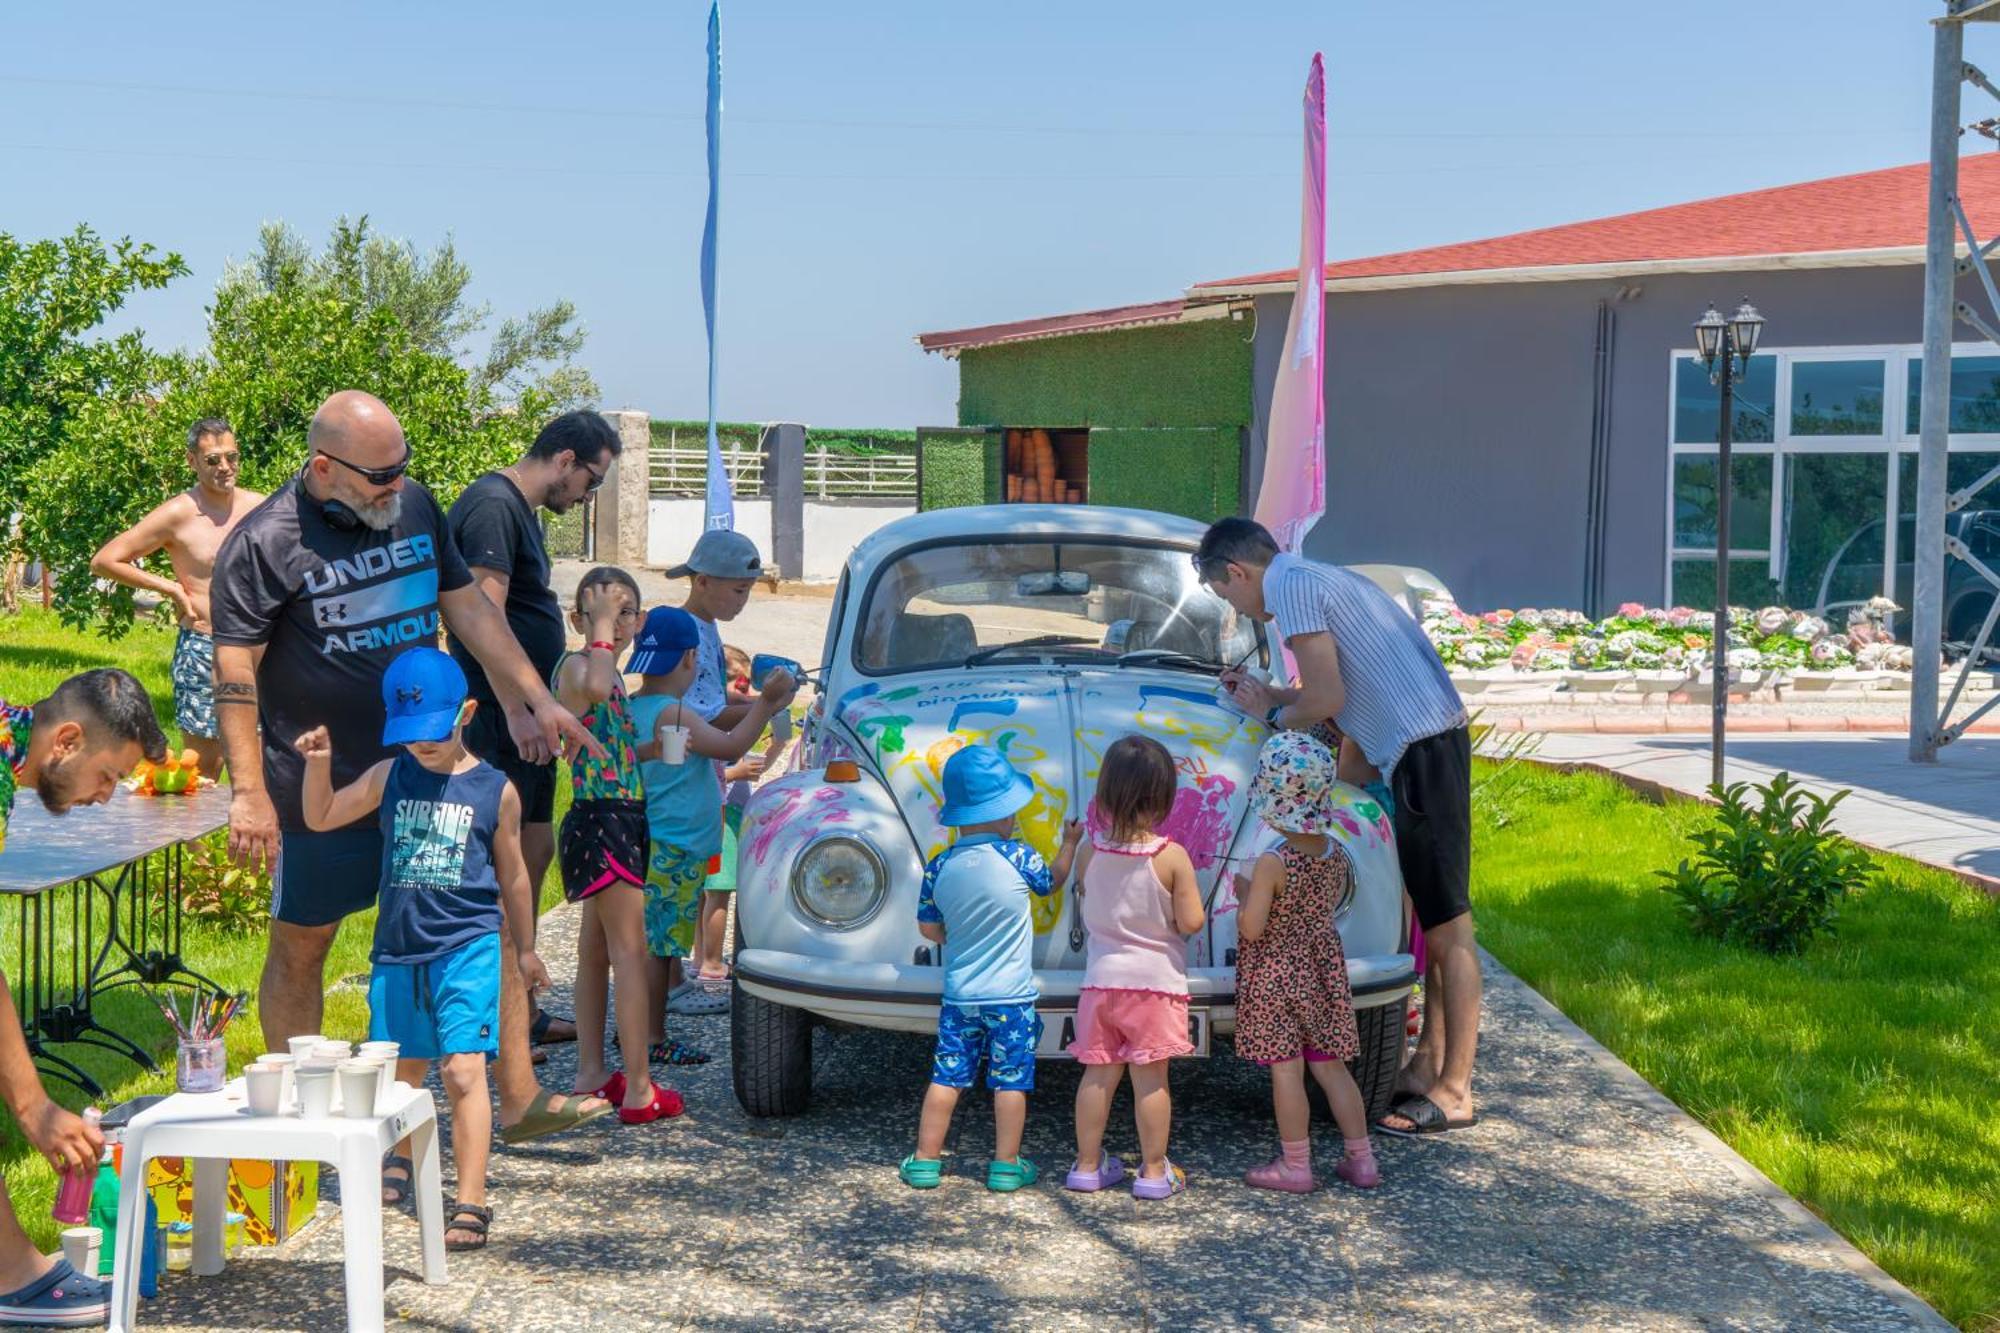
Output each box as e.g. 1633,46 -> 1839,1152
1373,1094 -> 1478,1138
381,1155 -> 414,1207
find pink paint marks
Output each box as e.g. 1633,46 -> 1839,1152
746,784 -> 850,868
1084,774 -> 1238,871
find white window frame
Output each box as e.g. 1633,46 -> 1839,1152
1663,341 -> 2000,608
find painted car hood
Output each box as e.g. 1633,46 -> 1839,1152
832,667 -> 1272,955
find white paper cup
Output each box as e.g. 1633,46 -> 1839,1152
338,1061 -> 379,1118
659,724 -> 690,765
358,1041 -> 399,1063
313,1041 -> 353,1062
255,1052 -> 296,1109
286,1034 -> 326,1060
244,1062 -> 285,1116
295,1066 -> 335,1119
59,1226 -> 99,1275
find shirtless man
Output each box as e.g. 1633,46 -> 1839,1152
91,418 -> 265,775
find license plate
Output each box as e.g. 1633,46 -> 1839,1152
1035,1006 -> 1210,1059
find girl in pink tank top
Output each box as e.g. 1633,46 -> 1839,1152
1064,737 -> 1205,1201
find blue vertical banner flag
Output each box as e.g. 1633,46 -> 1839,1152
701,0 -> 734,531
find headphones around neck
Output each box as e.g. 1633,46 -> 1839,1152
300,465 -> 364,532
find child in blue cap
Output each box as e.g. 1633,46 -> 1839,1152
294,646 -> 562,1251
900,744 -> 1082,1192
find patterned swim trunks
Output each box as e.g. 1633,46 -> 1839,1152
930,1001 -> 1042,1092
642,843 -> 709,959
171,628 -> 217,739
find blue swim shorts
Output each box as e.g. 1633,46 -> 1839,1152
367,933 -> 501,1059
930,1000 -> 1041,1093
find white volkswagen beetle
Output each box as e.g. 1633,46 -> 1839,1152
731,505 -> 1418,1118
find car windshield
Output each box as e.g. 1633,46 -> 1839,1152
856,539 -> 1263,675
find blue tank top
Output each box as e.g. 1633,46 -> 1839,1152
373,753 -> 508,965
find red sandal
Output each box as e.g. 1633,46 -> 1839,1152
582,1072 -> 626,1106
618,1082 -> 685,1124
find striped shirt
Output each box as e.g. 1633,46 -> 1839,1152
1263,554 -> 1466,774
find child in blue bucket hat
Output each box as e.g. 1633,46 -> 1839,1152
900,744 -> 1082,1192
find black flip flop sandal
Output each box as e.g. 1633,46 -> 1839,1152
381,1155 -> 414,1207
1373,1094 -> 1479,1138
530,1009 -> 577,1045
445,1201 -> 492,1252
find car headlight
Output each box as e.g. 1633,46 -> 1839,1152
791,834 -> 888,929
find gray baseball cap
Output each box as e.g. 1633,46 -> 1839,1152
666,528 -> 765,580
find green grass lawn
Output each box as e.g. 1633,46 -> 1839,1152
1474,762 -> 2000,1330
0,608 -> 378,1248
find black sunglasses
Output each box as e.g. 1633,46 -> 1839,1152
317,448 -> 410,487
579,459 -> 608,492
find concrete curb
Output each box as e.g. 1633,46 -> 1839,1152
1479,949 -> 1957,1332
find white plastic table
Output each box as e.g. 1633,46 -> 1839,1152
108,1076 -> 445,1332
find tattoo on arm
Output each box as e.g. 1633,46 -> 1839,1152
216,681 -> 258,707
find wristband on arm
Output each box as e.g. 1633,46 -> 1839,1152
588,640 -> 616,652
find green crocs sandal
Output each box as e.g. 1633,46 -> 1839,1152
986,1156 -> 1039,1192
899,1154 -> 943,1189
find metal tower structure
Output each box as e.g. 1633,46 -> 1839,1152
1912,0 -> 2000,759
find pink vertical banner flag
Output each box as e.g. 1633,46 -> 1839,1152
1255,53 -> 1327,556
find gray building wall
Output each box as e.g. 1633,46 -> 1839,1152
1246,265 -> 1932,613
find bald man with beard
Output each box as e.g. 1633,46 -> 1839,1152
211,391 -> 611,1147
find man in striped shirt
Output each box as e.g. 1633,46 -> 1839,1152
1197,517 -> 1480,1137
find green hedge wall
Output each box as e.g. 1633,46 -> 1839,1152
1086,427 -> 1241,522
957,317 -> 1252,429
917,431 -> 1000,510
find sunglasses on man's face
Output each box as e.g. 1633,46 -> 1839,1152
578,459 -> 608,492
317,448 -> 410,487
199,451 -> 240,469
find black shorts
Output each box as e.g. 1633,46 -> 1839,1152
558,799 -> 650,904
272,827 -> 383,928
1389,726 -> 1473,931
463,703 -> 557,826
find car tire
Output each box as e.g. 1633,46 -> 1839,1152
1347,1000 -> 1406,1124
731,977 -> 814,1117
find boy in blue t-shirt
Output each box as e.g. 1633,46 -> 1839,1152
900,745 -> 1082,1193
295,648 -> 554,1252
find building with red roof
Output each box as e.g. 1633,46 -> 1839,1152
914,156 -> 2000,626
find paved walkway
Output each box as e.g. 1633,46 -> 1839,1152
1534,731 -> 2000,887
124,907 -> 1944,1330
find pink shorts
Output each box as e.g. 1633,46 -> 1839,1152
1254,1048 -> 1343,1068
1071,987 -> 1194,1065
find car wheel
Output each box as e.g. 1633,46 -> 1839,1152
731,977 -> 814,1116
1347,1000 -> 1407,1124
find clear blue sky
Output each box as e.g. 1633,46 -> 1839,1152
0,1 -> 1965,428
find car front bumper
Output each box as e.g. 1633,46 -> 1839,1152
734,947 -> 1419,1038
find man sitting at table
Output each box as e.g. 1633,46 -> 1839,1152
0,667 -> 166,1327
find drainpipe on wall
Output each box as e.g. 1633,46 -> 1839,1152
1582,299 -> 1618,616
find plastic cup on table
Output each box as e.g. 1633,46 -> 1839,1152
244,1062 -> 285,1116
337,1061 -> 379,1119
294,1065 -> 335,1119
255,1052 -> 296,1109
356,1052 -> 396,1103
285,1034 -> 326,1061
312,1041 -> 352,1063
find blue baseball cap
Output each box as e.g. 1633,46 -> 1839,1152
937,744 -> 1035,827
382,648 -> 468,745
626,606 -> 702,676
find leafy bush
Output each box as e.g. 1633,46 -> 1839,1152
178,837 -> 273,935
1658,772 -> 1875,954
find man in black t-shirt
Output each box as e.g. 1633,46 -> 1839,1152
448,410 -> 622,1047
212,390 -> 609,1141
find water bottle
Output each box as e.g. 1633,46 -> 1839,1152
86,1149 -> 118,1276
50,1109 -> 101,1225
138,1194 -> 159,1299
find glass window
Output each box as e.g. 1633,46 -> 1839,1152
1790,359 -> 1884,436
1674,354 -> 1776,444
1906,356 -> 2000,435
1781,454 -> 1888,611
1895,452 -> 2000,644
854,539 -> 1262,674
1672,454 -> 1772,552
1671,558 -> 1781,610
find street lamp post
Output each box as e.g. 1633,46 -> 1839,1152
1693,298 -> 1766,790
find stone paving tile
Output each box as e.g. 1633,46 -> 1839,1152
116,899 -> 1948,1332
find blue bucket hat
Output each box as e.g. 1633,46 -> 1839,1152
382,648 -> 468,745
625,606 -> 703,676
938,744 -> 1035,827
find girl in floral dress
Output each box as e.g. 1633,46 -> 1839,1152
1235,731 -> 1380,1192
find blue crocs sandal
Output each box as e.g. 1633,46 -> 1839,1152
986,1156 -> 1039,1192
899,1154 -> 943,1189
0,1258 -> 110,1327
